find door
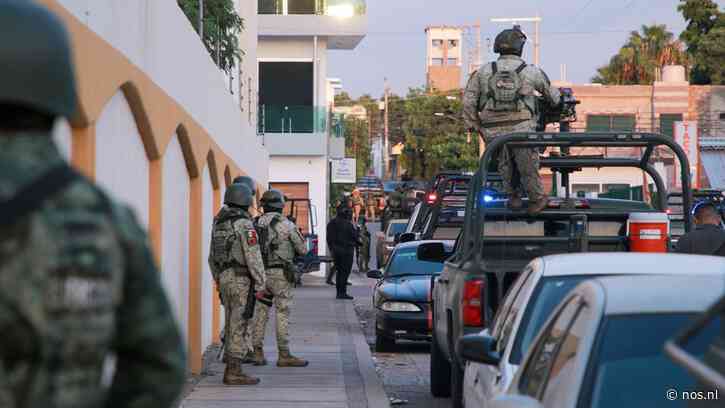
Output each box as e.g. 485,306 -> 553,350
271,182 -> 310,234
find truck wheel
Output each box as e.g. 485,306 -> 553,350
430,332 -> 451,397
451,360 -> 464,408
375,329 -> 395,352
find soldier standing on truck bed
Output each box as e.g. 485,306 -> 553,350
463,26 -> 561,215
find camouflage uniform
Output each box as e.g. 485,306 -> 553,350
252,213 -> 307,360
209,206 -> 266,365
0,135 -> 186,408
357,222 -> 371,272
463,54 -> 560,202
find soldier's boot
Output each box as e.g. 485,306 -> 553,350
252,347 -> 268,366
223,358 -> 260,385
277,351 -> 309,367
527,197 -> 549,215
507,194 -> 523,209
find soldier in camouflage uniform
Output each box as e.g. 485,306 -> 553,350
0,2 -> 186,406
208,184 -> 268,385
251,190 -> 309,367
463,26 -> 561,215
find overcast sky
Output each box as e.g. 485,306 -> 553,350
327,0 -> 720,98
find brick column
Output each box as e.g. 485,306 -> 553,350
148,158 -> 164,265
71,124 -> 96,180
188,176 -> 203,374
212,187 -> 222,344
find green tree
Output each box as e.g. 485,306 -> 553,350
592,24 -> 688,84
678,0 -> 725,84
343,116 -> 372,177
334,91 -> 354,107
178,0 -> 245,74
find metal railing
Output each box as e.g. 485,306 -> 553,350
258,105 -> 327,134
258,0 -> 366,16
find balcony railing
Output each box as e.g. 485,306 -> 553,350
258,105 -> 328,134
258,0 -> 366,16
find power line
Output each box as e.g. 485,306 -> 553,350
572,0 -> 596,20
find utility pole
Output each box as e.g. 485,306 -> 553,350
490,16 -> 542,66
384,78 -> 390,180
198,0 -> 204,39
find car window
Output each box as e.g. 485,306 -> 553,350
497,269 -> 539,353
385,246 -> 444,277
387,222 -> 407,238
511,276 -> 592,364
492,266 -> 534,343
582,314 -> 721,408
519,296 -> 582,399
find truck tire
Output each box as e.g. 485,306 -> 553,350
430,331 -> 451,397
451,359 -> 464,408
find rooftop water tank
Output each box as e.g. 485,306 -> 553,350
662,65 -> 687,83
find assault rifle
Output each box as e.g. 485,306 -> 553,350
537,87 -> 580,131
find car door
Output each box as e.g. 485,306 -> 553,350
465,265 -> 537,408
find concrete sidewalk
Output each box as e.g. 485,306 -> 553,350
180,274 -> 390,408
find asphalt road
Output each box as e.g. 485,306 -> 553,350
350,222 -> 452,408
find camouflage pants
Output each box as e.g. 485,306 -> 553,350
252,268 -> 293,353
219,270 -> 254,361
484,121 -> 545,200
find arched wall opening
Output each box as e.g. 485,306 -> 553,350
201,163 -> 215,352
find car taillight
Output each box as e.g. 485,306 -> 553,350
427,193 -> 437,204
462,280 -> 484,327
547,198 -> 563,208
311,237 -> 319,256
573,199 -> 590,209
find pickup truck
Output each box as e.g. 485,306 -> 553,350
424,132 -> 694,407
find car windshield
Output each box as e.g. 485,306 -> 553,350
510,276 -> 591,364
385,246 -> 444,277
387,222 -> 407,238
585,314 -> 721,408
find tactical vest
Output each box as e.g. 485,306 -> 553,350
0,164 -> 125,408
480,61 -> 534,127
256,213 -> 283,268
210,208 -> 248,279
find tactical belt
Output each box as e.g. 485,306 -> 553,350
222,266 -> 250,277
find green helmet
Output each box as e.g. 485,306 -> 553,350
224,184 -> 254,208
493,27 -> 527,57
0,0 -> 77,119
233,176 -> 256,193
260,189 -> 285,210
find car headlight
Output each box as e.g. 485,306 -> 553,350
381,301 -> 422,312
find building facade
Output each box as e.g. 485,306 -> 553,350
257,0 -> 368,274
425,26 -> 463,92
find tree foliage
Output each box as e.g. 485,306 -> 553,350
343,116 -> 372,177
178,0 -> 244,73
678,0 -> 725,84
592,24 -> 688,84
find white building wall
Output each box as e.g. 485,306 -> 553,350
161,135 -> 190,338
95,91 -> 150,227
201,165 -> 214,352
568,167 -> 666,196
53,118 -> 72,161
269,156 -> 329,273
57,0 -> 268,186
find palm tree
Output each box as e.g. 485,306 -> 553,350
592,24 -> 689,84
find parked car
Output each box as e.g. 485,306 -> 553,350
356,176 -> 384,195
479,274 -> 724,408
429,132 -> 694,408
375,219 -> 407,268
366,240 -> 454,351
383,180 -> 402,194
459,253 -> 725,408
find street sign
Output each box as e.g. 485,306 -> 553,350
673,121 -> 699,189
332,158 -> 356,184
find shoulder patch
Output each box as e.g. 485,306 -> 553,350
246,228 -> 258,246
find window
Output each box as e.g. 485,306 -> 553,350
385,246 -> 445,277
447,58 -> 458,66
448,39 -> 458,48
432,58 -> 444,66
494,267 -> 536,353
571,184 -> 599,199
720,113 -> 725,121
432,39 -> 443,48
586,115 -> 635,132
660,113 -> 683,138
519,296 -> 582,399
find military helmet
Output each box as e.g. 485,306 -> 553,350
260,189 -> 285,210
224,184 -> 254,208
0,1 -> 78,119
493,27 -> 527,56
233,176 -> 256,193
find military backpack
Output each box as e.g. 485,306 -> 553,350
480,61 -> 533,127
210,209 -> 245,281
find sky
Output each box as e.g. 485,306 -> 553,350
327,0 -> 718,98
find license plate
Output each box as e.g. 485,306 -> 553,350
457,210 -> 465,217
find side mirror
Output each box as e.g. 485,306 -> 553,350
398,232 -> 416,243
417,242 -> 447,263
367,269 -> 383,279
489,396 -> 544,408
393,232 -> 402,244
458,334 -> 501,366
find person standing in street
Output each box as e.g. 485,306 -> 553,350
209,184 -> 268,385
250,189 -> 309,367
463,26 -> 561,215
351,188 -> 364,223
357,216 -> 372,273
0,1 -> 186,405
676,201 -> 725,255
327,204 -> 358,299
366,192 -> 377,221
